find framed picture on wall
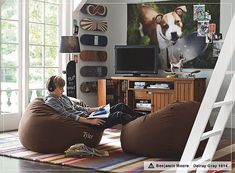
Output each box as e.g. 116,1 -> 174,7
213,41 -> 223,57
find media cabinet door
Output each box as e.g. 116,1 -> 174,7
174,80 -> 194,101
174,79 -> 206,102
152,90 -> 174,112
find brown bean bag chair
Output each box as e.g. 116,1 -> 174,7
121,101 -> 211,159
18,98 -> 103,153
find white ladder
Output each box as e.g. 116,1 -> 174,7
177,14 -> 235,173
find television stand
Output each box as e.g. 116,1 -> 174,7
122,74 -> 157,77
98,76 -> 206,112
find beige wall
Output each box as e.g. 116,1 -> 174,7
73,0 -> 127,106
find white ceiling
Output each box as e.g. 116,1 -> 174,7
73,0 -> 170,12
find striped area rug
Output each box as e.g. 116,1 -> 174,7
0,129 -> 234,172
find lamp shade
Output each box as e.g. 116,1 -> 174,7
59,36 -> 80,53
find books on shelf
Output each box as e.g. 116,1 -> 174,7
136,102 -> 151,110
88,104 -> 110,118
147,83 -> 170,89
134,82 -> 145,89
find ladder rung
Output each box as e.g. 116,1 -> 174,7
193,157 -> 211,164
201,130 -> 222,141
225,70 -> 235,75
213,100 -> 233,108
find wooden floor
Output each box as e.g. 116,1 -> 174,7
0,128 -> 234,173
0,156 -> 93,173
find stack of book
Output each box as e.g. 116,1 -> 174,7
136,101 -> 151,110
134,82 -> 145,89
147,83 -> 170,89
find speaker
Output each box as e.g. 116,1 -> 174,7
48,76 -> 56,92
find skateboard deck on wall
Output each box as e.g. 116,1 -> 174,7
80,34 -> 108,47
168,32 -> 208,63
80,50 -> 107,62
66,60 -> 76,98
80,18 -> 107,32
80,81 -> 98,93
80,66 -> 107,77
80,3 -> 107,17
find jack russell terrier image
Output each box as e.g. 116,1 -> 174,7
138,5 -> 187,69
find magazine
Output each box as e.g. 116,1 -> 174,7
88,104 -> 110,118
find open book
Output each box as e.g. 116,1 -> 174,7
88,104 -> 110,118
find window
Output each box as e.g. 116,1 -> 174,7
0,0 -> 68,131
27,0 -> 61,103
1,0 -> 20,114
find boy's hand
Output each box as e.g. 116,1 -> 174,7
79,117 -> 105,126
98,105 -> 105,110
88,106 -> 104,113
88,118 -> 105,126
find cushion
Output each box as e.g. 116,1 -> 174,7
120,101 -> 211,159
18,98 -> 103,153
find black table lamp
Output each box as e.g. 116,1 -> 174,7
59,36 -> 80,58
59,36 -> 80,98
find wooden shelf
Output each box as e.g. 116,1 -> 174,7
134,108 -> 151,112
98,77 -> 206,112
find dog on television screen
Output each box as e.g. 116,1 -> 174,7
138,5 -> 187,68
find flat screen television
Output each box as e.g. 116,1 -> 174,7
115,45 -> 159,76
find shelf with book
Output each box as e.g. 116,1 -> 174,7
98,79 -> 128,106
